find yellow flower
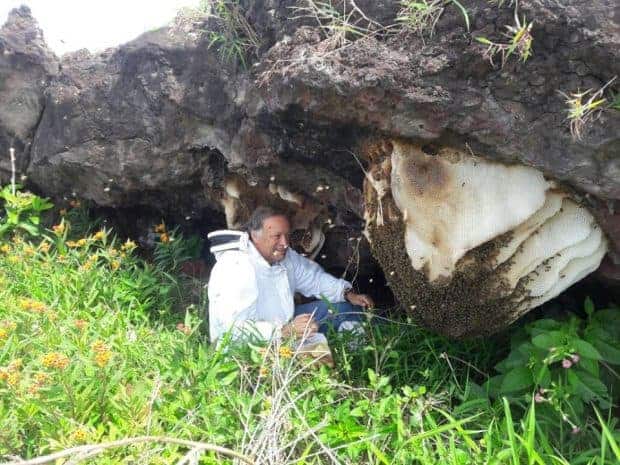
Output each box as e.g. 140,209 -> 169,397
121,239 -> 136,251
69,200 -> 81,208
7,255 -> 19,264
23,245 -> 35,257
176,323 -> 191,335
0,244 -> 10,253
108,248 -> 118,257
52,223 -> 65,234
0,328 -> 8,340
154,223 -> 166,233
38,242 -> 51,253
110,260 -> 120,271
41,352 -> 70,370
3,321 -> 17,331
92,231 -> 105,241
94,350 -> 112,367
77,238 -> 87,247
278,346 -> 293,359
27,384 -> 41,395
66,240 -> 78,248
19,298 -> 47,313
8,359 -> 22,372
7,371 -> 20,387
59,208 -> 67,216
159,233 -> 170,243
71,429 -> 88,442
0,369 -> 8,381
34,372 -> 49,384
75,319 -> 88,331
259,366 -> 269,377
91,340 -> 108,353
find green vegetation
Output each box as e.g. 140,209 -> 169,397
0,188 -> 619,464
198,0 -> 260,68
476,12 -> 533,68
291,0 -> 382,48
397,0 -> 470,37
559,76 -> 618,141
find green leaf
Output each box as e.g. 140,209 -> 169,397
567,369 -> 608,402
595,408 -> 620,461
532,331 -> 562,350
368,442 -> 390,465
500,366 -> 533,392
572,339 -> 602,360
219,370 -> 238,386
583,296 -> 595,316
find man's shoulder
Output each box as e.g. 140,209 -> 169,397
211,249 -> 254,278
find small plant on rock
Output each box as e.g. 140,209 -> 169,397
476,10 -> 533,67
291,0 -> 382,48
397,0 -> 470,37
559,76 -> 617,141
200,0 -> 260,68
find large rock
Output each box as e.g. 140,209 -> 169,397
0,6 -> 57,176
0,1 -> 618,336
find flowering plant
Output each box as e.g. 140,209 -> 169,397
0,184 -> 53,238
487,298 -> 620,432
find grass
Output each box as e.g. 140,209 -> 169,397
197,0 -> 260,68
0,204 -> 618,464
476,12 -> 533,68
289,0 -> 383,49
559,76 -> 618,141
397,0 -> 470,37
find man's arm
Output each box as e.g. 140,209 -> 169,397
287,248 -> 351,302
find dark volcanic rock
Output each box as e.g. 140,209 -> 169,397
0,1 -> 618,336
0,6 -> 58,177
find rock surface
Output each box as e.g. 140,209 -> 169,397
0,1 -> 618,336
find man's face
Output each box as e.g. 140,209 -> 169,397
251,215 -> 291,264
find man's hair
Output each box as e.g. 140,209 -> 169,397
246,206 -> 288,233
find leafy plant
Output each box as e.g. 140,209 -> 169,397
152,222 -> 203,274
397,0 -> 470,37
487,298 -> 620,434
0,184 -> 53,238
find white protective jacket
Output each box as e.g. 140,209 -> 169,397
207,231 -> 351,343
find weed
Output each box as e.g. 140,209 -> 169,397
559,76 -> 617,141
397,0 -> 470,37
200,0 -> 260,68
0,149 -> 53,239
476,8 -> 533,67
290,0 -> 382,48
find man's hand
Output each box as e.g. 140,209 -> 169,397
345,291 -> 374,309
281,314 -> 318,339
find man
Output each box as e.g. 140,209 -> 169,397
207,206 -> 374,344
